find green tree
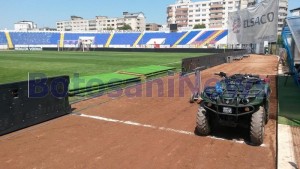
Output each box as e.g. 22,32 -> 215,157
193,24 -> 206,29
118,24 -> 132,30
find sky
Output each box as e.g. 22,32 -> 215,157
0,0 -> 299,30
0,0 -> 175,29
288,0 -> 300,12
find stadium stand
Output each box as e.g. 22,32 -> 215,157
214,30 -> 228,41
9,32 -> 60,45
0,32 -> 8,44
0,29 -> 229,48
133,33 -> 144,47
110,33 -> 141,46
138,32 -> 187,46
201,30 -> 224,45
178,31 -> 201,45
64,33 -> 110,46
193,30 -> 215,43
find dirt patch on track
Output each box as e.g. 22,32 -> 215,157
0,55 -> 278,169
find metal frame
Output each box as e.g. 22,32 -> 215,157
281,20 -> 300,88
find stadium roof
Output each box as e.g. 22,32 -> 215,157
123,12 -> 145,18
290,7 -> 300,12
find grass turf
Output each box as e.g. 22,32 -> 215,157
69,73 -> 140,91
278,76 -> 300,127
119,65 -> 175,76
0,51 -> 209,84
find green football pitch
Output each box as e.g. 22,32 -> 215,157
0,51 -> 209,84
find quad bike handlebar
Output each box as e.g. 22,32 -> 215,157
214,72 -> 262,80
214,72 -> 227,78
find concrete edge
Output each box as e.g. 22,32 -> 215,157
278,124 -> 298,169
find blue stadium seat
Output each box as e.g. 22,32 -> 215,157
64,33 -> 110,45
0,32 -> 8,44
215,30 -> 228,41
194,30 -> 215,42
3,30 -> 225,47
10,32 -> 60,45
110,33 -> 140,46
138,32 -> 186,46
178,31 -> 201,45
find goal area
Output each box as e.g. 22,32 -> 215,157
57,36 -> 95,52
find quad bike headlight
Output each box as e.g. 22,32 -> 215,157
241,96 -> 255,104
241,98 -> 250,104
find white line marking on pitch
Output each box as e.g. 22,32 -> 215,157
77,113 -> 267,147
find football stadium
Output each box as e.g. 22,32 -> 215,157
0,0 -> 300,168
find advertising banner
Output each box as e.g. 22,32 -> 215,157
228,0 -> 279,44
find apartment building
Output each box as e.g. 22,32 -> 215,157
167,0 -> 288,32
187,1 -> 211,28
278,0 -> 288,33
167,0 -> 242,29
209,0 -> 242,28
56,12 -> 146,32
145,23 -> 162,31
14,21 -> 37,31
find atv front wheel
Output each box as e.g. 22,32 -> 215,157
196,106 -> 211,135
250,107 -> 265,146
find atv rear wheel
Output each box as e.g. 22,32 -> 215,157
196,106 -> 211,135
250,107 -> 265,146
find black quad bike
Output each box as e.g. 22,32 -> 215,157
195,72 -> 271,146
